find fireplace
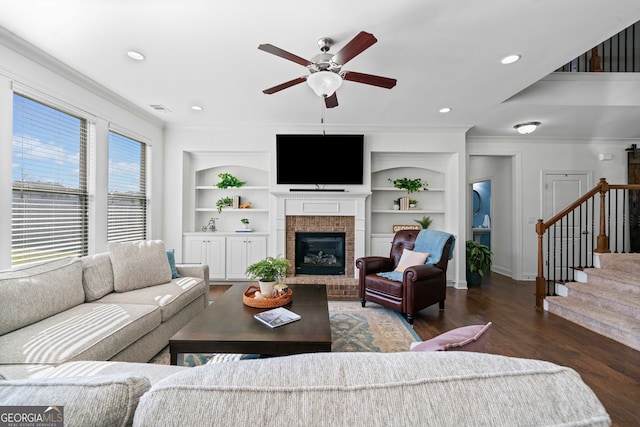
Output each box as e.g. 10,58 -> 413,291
295,232 -> 346,275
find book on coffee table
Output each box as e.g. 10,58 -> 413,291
254,307 -> 301,328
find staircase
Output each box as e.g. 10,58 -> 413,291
545,253 -> 640,352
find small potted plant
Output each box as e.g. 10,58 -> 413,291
216,196 -> 233,213
216,173 -> 245,189
240,218 -> 250,229
413,215 -> 432,229
246,255 -> 291,297
466,240 -> 492,286
409,199 -> 418,208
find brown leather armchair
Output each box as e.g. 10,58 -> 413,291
356,229 -> 454,324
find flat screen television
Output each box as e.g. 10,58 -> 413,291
276,134 -> 364,185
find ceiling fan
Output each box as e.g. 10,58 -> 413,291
258,31 -> 397,108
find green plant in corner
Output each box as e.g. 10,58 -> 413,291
245,255 -> 291,283
413,215 -> 432,229
215,173 -> 245,189
388,177 -> 428,194
466,240 -> 492,277
216,196 -> 233,213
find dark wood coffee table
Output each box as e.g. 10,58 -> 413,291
169,283 -> 331,365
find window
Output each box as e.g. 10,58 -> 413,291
108,131 -> 147,243
12,94 -> 88,265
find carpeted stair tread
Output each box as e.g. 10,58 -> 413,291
597,253 -> 640,275
563,282 -> 640,318
546,296 -> 640,352
583,268 -> 640,293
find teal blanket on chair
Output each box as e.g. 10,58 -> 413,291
376,230 -> 455,282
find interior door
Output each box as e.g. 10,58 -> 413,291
543,173 -> 589,280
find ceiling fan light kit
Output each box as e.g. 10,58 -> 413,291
307,71 -> 343,97
258,31 -> 397,108
514,121 -> 541,134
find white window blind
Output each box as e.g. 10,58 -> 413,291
108,131 -> 147,243
12,93 -> 88,265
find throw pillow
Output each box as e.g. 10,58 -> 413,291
166,249 -> 181,279
109,240 -> 172,292
395,248 -> 429,272
81,253 -> 114,301
410,322 -> 492,352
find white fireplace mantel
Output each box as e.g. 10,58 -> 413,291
272,192 -> 370,275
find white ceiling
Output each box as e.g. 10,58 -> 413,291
1,0 -> 639,139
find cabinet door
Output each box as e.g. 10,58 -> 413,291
245,237 -> 267,269
204,237 -> 226,279
184,236 -> 205,263
225,236 -> 248,279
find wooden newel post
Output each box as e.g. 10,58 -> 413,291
535,219 -> 546,310
596,178 -> 611,254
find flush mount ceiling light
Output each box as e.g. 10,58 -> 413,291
501,54 -> 521,65
306,71 -> 343,98
514,121 -> 541,134
127,50 -> 145,61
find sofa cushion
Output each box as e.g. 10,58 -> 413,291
166,249 -> 181,279
0,373 -> 150,427
133,352 -> 610,426
0,303 -> 161,364
97,276 -> 206,322
0,258 -> 84,335
81,253 -> 114,301
109,240 -> 172,292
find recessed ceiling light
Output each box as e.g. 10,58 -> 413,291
127,51 -> 145,61
514,121 -> 540,134
439,107 -> 452,113
501,54 -> 521,65
191,105 -> 203,111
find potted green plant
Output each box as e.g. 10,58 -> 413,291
216,173 -> 245,189
466,240 -> 492,286
246,255 -> 291,297
413,215 -> 432,229
388,177 -> 428,194
216,196 -> 233,213
240,218 -> 250,229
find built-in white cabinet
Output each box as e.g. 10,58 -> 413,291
225,235 -> 267,280
183,234 -> 226,279
183,233 -> 267,280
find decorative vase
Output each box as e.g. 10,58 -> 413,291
258,280 -> 276,298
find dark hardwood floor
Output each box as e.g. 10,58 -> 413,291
210,273 -> 640,426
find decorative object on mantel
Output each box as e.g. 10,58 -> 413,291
392,224 -> 421,232
216,196 -> 233,213
413,215 -> 432,229
215,173 -> 245,189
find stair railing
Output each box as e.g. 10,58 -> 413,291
535,178 -> 640,309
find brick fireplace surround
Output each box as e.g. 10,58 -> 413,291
274,192 -> 369,301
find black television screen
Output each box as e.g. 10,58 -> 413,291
276,134 -> 364,185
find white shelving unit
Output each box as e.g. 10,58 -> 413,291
369,152 -> 448,256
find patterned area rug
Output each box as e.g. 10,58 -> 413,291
150,301 -> 419,366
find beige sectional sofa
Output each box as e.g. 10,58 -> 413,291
0,240 -> 208,378
0,352 -> 610,426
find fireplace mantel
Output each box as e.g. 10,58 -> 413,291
272,192 -> 370,276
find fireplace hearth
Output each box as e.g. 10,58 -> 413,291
295,232 -> 346,275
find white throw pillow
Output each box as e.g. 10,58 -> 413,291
395,248 -> 429,272
109,240 -> 172,292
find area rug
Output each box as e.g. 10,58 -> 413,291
150,301 -> 420,366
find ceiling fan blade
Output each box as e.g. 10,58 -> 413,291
331,31 -> 377,66
262,77 -> 307,94
324,93 -> 338,108
343,71 -> 397,89
258,44 -> 313,67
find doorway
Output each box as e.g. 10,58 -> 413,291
471,180 -> 491,248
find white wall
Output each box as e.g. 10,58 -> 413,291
0,41 -> 164,269
468,136 -> 636,280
